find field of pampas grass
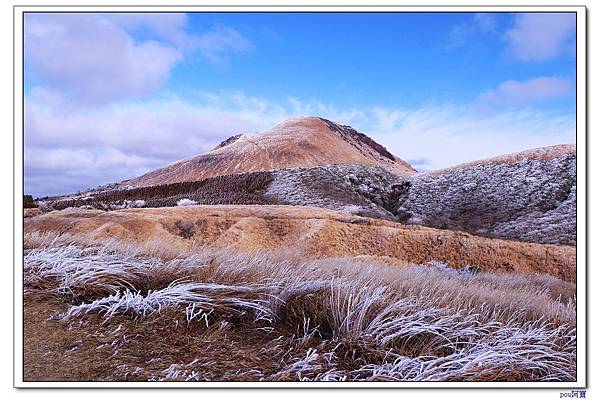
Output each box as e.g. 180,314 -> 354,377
23,232 -> 576,382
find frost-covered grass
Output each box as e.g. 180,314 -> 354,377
265,164 -> 401,220
23,235 -> 576,382
62,281 -> 273,324
176,198 -> 197,207
400,152 -> 576,245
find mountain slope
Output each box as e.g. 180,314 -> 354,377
47,144 -> 576,246
395,144 -> 576,245
120,117 -> 416,188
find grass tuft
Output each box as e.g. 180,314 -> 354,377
24,236 -> 576,382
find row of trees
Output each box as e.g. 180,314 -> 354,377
52,171 -> 276,210
24,195 -> 36,209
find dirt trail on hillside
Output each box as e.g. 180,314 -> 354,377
24,205 -> 576,282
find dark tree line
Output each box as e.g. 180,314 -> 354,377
24,195 -> 37,209
52,171 -> 276,210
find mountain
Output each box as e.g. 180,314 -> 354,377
48,143 -> 575,246
119,116 -> 416,188
395,144 -> 576,245
44,110 -> 575,247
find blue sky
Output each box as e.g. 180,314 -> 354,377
24,12 -> 577,196
171,13 -> 575,109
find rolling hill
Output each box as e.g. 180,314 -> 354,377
396,144 -> 576,245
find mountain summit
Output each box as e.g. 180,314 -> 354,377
121,116 -> 415,188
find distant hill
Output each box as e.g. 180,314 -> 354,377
262,145 -> 576,246
397,144 -> 576,245
119,116 -> 416,188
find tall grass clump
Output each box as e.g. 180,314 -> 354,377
23,235 -> 576,382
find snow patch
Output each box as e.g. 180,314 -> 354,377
177,198 -> 197,207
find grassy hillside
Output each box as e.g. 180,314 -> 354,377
24,206 -> 576,282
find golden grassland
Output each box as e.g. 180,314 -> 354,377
22,205 -> 577,382
25,205 -> 575,281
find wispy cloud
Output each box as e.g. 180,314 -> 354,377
365,104 -> 574,174
197,24 -> 254,63
473,13 -> 496,33
25,91 -> 575,197
105,13 -> 197,50
446,13 -> 497,49
505,13 -> 575,62
478,76 -> 573,107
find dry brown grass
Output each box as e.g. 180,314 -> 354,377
23,233 -> 576,382
24,205 -> 576,282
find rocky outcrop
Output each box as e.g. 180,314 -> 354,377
318,118 -> 396,161
212,133 -> 243,150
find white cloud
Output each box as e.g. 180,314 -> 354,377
25,13 -> 182,106
24,14 -> 253,107
24,91 -> 575,197
478,76 -> 572,106
505,13 -> 575,61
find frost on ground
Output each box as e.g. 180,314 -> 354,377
398,149 -> 576,245
265,164 -> 401,220
177,198 -> 197,207
264,148 -> 576,246
24,236 -> 576,382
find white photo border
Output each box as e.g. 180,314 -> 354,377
13,3 -> 587,389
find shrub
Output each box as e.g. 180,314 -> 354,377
175,220 -> 195,239
126,200 -> 146,208
24,194 -> 37,209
